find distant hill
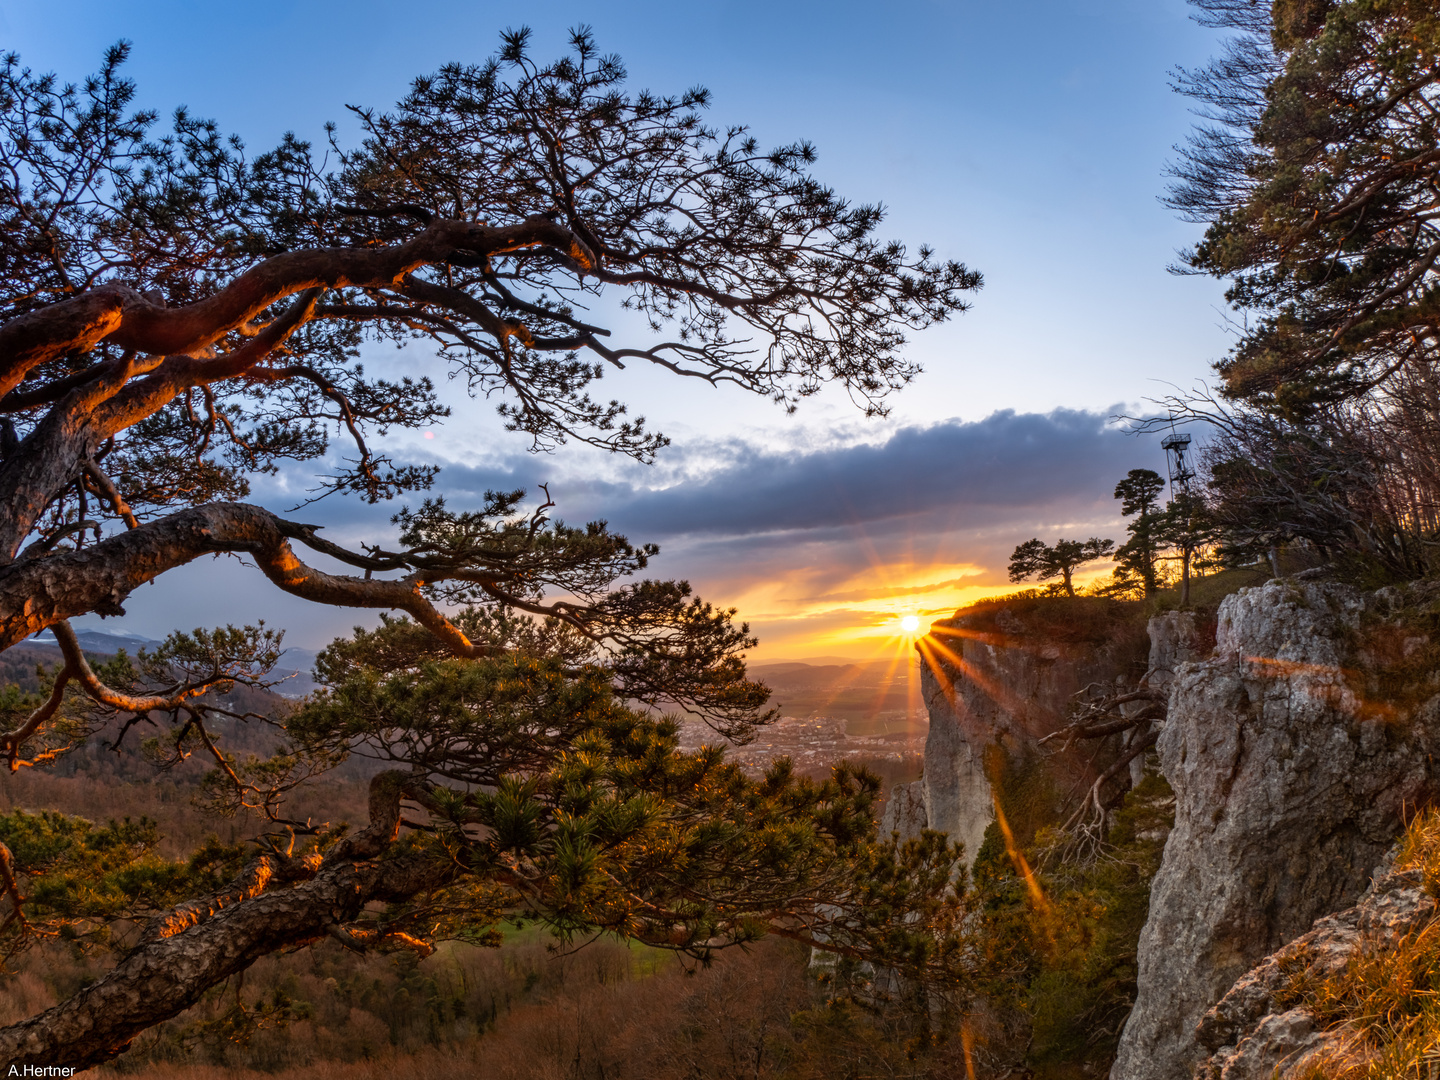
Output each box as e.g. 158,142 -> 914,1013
748,657 -> 927,736
760,655 -> 871,668
270,648 -> 321,698
25,628 -> 320,698
0,630 -> 373,810
30,626 -> 160,654
9,633 -> 920,728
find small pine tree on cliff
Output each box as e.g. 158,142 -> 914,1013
1007,537 -> 1116,597
1112,469 -> 1166,597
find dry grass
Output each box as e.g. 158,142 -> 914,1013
1279,810 -> 1440,1079
945,594 -> 1151,651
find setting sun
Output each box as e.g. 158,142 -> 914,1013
900,614 -> 921,634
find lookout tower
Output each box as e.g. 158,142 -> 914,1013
1161,432 -> 1195,496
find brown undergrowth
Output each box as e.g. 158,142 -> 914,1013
66,935 -> 969,1080
0,758 -> 968,1079
1347,581 -> 1440,719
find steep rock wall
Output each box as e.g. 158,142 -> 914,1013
879,779 -> 927,842
1112,580 -> 1440,1080
1144,609 -> 1209,693
917,600 -> 1150,865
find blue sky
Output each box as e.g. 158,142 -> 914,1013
2,1 -> 1239,658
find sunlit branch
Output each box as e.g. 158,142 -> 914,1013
0,668 -> 68,771
53,620 -> 208,714
81,457 -> 138,529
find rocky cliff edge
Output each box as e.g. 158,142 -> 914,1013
1113,579 -> 1440,1080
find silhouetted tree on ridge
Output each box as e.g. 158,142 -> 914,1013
1007,537 -> 1116,597
1113,469 -> 1166,597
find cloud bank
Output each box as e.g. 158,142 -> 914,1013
84,409 -> 1165,659
438,407 -> 1146,538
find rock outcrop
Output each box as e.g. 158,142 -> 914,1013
879,779 -> 927,842
1112,580 -> 1440,1080
1194,854 -> 1438,1078
917,600 -> 1150,865
1143,609 -> 1209,693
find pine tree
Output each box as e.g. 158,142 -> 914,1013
1007,537 -> 1116,597
0,34 -> 982,1066
1158,490 -> 1218,607
1112,469 -> 1167,597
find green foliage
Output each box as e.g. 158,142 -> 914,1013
966,750 -> 1174,1077
1157,490 -> 1220,603
1176,0 -> 1440,410
0,29 -> 985,1058
1108,468 -> 1221,606
301,490 -> 778,741
0,809 -> 247,961
279,617 -> 973,988
1271,0 -> 1334,48
139,624 -> 287,696
1161,0 -> 1440,582
0,614 -> 978,1044
1113,469 -> 1167,597
1025,773 -> 1173,1072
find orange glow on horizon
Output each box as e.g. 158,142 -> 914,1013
719,505 -> 1124,663
736,567 -> 1032,663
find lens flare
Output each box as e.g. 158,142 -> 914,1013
900,614 -> 921,633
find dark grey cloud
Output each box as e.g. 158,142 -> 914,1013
430,407 -> 1157,542
619,408 -> 1141,537
83,409 -> 1163,651
250,408 -> 1157,545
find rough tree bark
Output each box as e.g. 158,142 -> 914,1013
0,502 -> 500,653
0,216 -> 595,402
0,215 -> 598,563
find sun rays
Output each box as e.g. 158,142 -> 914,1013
702,510 -> 1106,743
714,526 -> 1031,730
730,555 -> 1006,662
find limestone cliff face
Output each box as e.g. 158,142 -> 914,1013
879,779 -> 927,842
1143,609 -> 1210,693
1112,580 -> 1440,1080
917,601 -> 1151,865
898,582 -> 1440,1078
